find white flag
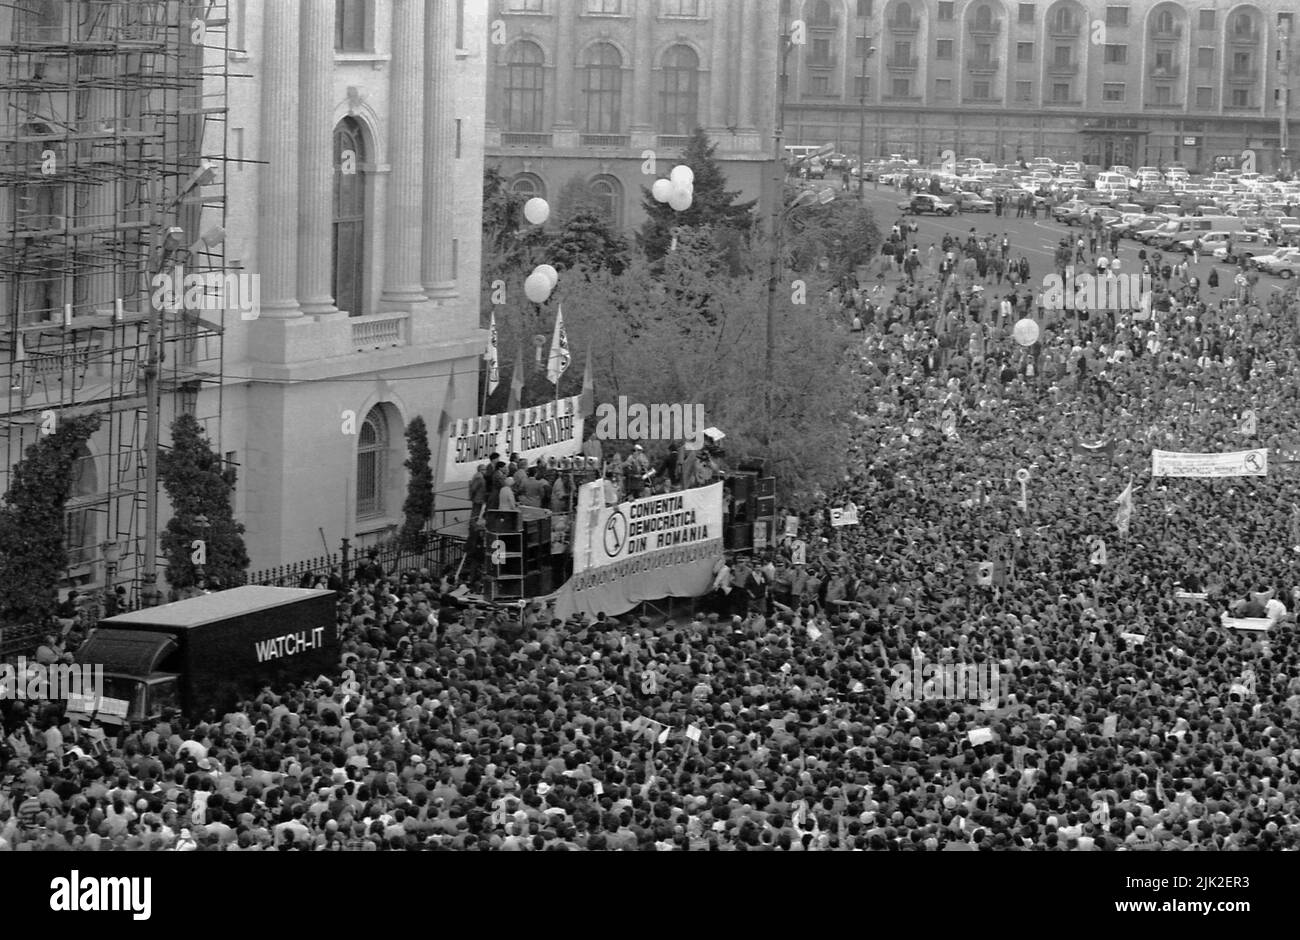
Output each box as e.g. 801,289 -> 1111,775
485,310 -> 500,395
1113,481 -> 1133,536
546,304 -> 571,386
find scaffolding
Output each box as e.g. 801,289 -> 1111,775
0,0 -> 231,607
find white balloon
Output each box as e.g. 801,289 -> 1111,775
651,178 -> 674,203
668,190 -> 693,212
670,165 -> 695,186
523,197 -> 550,226
524,271 -> 553,304
534,264 -> 559,290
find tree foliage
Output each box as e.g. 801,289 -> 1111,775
158,413 -> 249,590
637,128 -> 758,262
399,416 -> 434,552
553,240 -> 853,503
550,208 -> 629,276
782,188 -> 882,282
0,415 -> 101,622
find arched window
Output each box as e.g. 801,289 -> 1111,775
974,4 -> 992,27
510,173 -> 546,199
504,41 -> 546,132
356,407 -> 388,518
1154,9 -> 1173,33
1053,5 -> 1073,31
894,2 -> 911,27
333,117 -> 366,317
1233,13 -> 1252,36
583,43 -> 623,133
65,445 -> 97,568
812,1 -> 832,26
659,45 -> 700,135
589,175 -> 622,227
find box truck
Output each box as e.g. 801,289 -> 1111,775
72,586 -> 339,723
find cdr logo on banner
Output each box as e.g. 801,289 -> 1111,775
50,871 -> 151,920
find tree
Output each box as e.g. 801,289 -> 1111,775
550,207 -> 629,276
554,173 -> 602,224
782,189 -> 882,282
158,414 -> 249,591
0,415 -> 101,622
399,416 -> 434,551
555,237 -> 854,503
637,128 -> 758,262
482,165 -> 549,284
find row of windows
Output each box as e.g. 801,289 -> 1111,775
505,0 -> 703,16
846,76 -> 1260,109
830,2 -> 1290,35
503,41 -> 699,135
877,40 -> 1257,71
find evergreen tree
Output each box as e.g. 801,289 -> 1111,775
158,414 -> 249,591
551,208 -> 629,275
0,415 -> 101,622
637,128 -> 757,262
399,416 -> 434,552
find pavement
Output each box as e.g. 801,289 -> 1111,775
846,182 -> 1293,300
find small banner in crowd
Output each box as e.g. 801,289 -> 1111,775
1074,437 -> 1115,459
1090,540 -> 1108,567
443,396 -> 585,484
1239,409 -> 1257,437
830,504 -> 860,527
1221,614 -> 1271,632
1151,449 -> 1268,478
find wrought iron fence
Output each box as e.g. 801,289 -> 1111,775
235,528 -> 466,588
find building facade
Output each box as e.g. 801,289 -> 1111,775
484,0 -> 781,234
222,0 -> 488,570
2,0 -> 490,601
781,0 -> 1297,174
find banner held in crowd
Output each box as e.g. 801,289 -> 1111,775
1151,449 -> 1268,478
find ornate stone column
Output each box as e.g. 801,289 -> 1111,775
422,0 -> 457,301
258,0 -> 301,318
381,0 -> 428,308
298,0 -> 338,316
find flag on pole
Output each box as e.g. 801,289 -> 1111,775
1114,480 -> 1133,536
437,370 -> 457,436
508,343 -> 524,413
1239,409 -> 1257,436
578,346 -> 594,416
485,311 -> 500,396
546,304 -> 571,386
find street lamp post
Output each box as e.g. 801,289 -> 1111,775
763,186 -> 836,447
857,32 -> 876,202
765,34 -> 799,447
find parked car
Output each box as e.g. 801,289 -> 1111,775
1211,231 -> 1273,263
897,193 -> 957,216
1251,246 -> 1300,276
953,192 -> 994,212
1052,199 -> 1093,225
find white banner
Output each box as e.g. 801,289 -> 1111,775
1151,449 -> 1268,478
571,482 -> 724,574
443,396 -> 584,484
830,504 -> 860,527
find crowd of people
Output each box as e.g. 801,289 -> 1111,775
3,209 -> 1300,851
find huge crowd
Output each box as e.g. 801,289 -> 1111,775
2,214 -> 1300,852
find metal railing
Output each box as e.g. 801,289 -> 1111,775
579,134 -> 630,147
235,527 -> 466,589
501,132 -> 553,146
